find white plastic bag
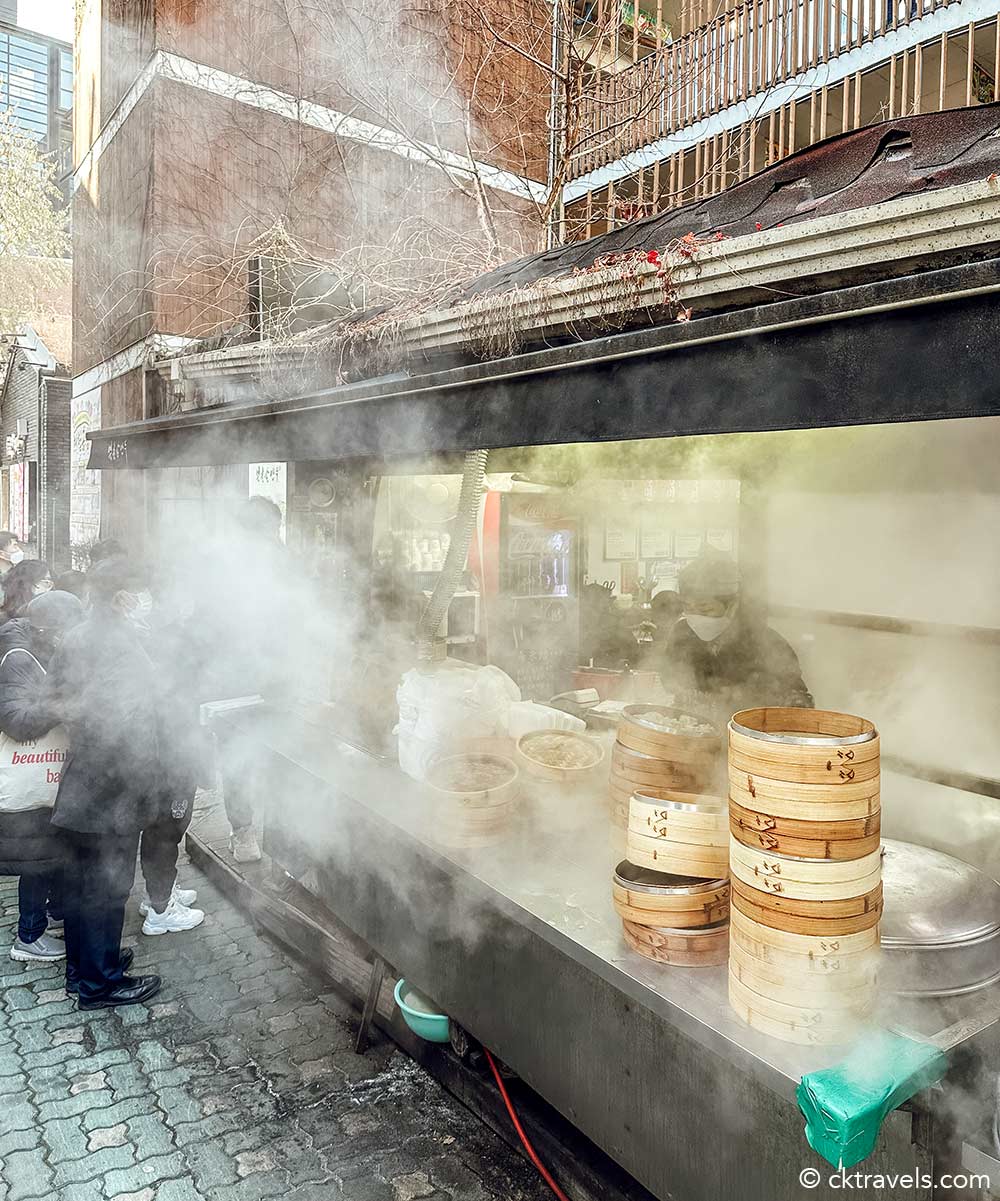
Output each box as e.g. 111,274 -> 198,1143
396,659 -> 521,782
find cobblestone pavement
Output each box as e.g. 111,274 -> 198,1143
0,856 -> 549,1201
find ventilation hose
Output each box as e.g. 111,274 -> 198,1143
417,448 -> 489,660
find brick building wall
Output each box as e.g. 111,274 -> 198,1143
0,344 -> 71,567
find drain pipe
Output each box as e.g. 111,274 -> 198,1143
416,448 -> 490,661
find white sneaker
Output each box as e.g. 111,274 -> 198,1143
142,897 -> 206,936
10,934 -> 66,961
230,828 -> 262,863
139,885 -> 198,915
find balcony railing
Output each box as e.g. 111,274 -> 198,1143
570,0 -> 956,176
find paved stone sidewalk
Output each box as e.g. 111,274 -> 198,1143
0,857 -> 549,1201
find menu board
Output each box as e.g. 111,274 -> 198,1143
604,522 -> 637,560
639,523 -> 672,560
674,530 -> 704,558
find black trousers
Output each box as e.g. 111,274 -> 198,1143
139,794 -> 194,912
61,829 -> 140,1002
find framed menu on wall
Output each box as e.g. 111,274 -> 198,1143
604,522 -> 637,560
639,523 -> 672,560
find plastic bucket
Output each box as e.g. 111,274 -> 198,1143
394,979 -> 451,1043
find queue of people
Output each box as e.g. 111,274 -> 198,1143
0,533 -> 209,1010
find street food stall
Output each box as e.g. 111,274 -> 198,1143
86,108 -> 1000,1201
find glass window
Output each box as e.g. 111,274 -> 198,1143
58,47 -> 71,111
0,31 -> 50,140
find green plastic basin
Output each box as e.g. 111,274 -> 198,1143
394,979 -> 451,1043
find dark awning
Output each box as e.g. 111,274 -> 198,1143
86,259 -> 1000,471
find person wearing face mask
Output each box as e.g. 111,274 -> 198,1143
0,590 -> 84,963
0,532 -> 24,584
0,561 -> 53,623
659,553 -> 813,725
45,556 -> 164,1009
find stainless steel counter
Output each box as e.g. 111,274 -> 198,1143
218,705 -> 1000,1201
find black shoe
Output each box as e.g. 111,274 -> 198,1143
66,949 -> 134,996
77,973 -> 160,1011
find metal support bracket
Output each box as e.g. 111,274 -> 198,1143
355,954 -> 386,1055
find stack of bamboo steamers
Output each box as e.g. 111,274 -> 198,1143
727,708 -> 882,1045
612,706 -> 730,967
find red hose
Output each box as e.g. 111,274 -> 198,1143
483,1048 -> 573,1201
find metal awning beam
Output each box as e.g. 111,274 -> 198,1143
86,259 -> 1000,471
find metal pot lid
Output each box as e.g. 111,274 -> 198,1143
880,839 -> 1000,948
614,860 -> 728,895
729,717 -> 876,747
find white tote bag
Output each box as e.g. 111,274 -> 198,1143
0,649 -> 70,814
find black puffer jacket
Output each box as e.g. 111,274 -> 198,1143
0,618 -> 64,876
659,609 -> 814,726
47,609 -> 166,836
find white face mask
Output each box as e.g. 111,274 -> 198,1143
6,548 -> 24,566
685,611 -> 734,642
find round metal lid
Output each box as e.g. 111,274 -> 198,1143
880,839 -> 1000,948
613,860 -> 728,895
729,717 -> 876,747
630,790 -> 724,816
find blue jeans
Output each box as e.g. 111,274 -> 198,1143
18,870 -> 63,943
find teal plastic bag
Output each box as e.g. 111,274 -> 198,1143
797,1031 -> 947,1168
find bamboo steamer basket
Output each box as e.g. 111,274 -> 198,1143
425,753 -> 520,809
612,861 -> 729,929
729,837 -> 883,885
731,875 -> 882,918
729,859 -> 882,903
728,747 -> 879,787
425,753 -> 519,850
729,799 -> 880,860
618,705 -> 721,759
612,743 -> 710,793
728,973 -> 873,1046
630,793 -> 728,838
729,947 -> 875,1009
725,936 -> 873,984
731,879 -> 882,936
728,771 -> 880,820
516,729 -> 605,784
728,707 -> 880,788
729,905 -> 879,958
623,918 -> 729,966
627,828 -> 729,880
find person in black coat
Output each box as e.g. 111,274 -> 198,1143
136,565 -> 207,936
46,556 -> 163,1009
659,553 -> 813,726
0,591 -> 83,962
